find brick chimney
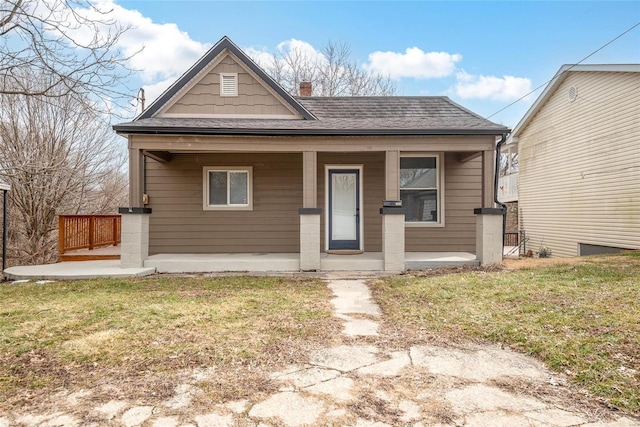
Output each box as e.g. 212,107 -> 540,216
299,81 -> 312,97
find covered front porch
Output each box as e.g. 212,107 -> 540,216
4,252 -> 479,280
117,133 -> 505,273
143,251 -> 479,273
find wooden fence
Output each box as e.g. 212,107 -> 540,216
58,215 -> 121,257
504,231 -> 519,247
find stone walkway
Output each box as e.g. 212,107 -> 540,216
1,279 -> 638,426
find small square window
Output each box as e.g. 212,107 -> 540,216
203,167 -> 252,210
220,73 -> 238,97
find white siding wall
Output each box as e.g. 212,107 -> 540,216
518,71 -> 640,257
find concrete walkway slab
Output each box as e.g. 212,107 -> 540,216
310,345 -> 379,372
248,392 -> 324,427
328,279 -> 381,336
4,260 -> 155,280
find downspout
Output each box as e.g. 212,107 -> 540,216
494,133 -> 509,257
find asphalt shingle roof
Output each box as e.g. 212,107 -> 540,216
114,96 -> 508,136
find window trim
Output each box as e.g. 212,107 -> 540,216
203,166 -> 253,211
400,153 -> 445,228
220,73 -> 238,97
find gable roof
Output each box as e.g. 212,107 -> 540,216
114,96 -> 508,136
115,36 -> 508,137
511,64 -> 640,138
137,36 -> 315,120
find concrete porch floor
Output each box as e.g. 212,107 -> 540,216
4,260 -> 156,281
144,252 -> 479,273
3,252 -> 479,280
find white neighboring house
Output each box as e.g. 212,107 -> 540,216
510,64 -> 640,258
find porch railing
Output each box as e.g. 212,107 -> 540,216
58,215 -> 121,257
504,231 -> 519,247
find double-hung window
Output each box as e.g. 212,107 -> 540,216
203,166 -> 252,210
400,155 -> 441,224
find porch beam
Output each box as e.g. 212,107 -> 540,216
457,151 -> 482,163
482,150 -> 495,208
128,146 -> 144,207
302,151 -> 317,208
385,150 -> 400,200
129,135 -> 496,153
144,150 -> 172,163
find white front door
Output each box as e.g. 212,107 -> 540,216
327,167 -> 362,250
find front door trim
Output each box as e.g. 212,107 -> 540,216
325,165 -> 364,251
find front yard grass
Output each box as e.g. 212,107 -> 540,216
371,253 -> 640,414
0,275 -> 339,410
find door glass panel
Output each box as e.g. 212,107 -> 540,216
209,171 -> 227,205
331,173 -> 357,241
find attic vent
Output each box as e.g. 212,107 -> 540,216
220,73 -> 238,97
568,85 -> 577,103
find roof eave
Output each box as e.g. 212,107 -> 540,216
113,126 -> 509,137
512,63 -> 640,137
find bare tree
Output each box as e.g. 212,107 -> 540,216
0,0 -> 135,109
0,73 -> 127,266
257,40 -> 396,97
500,151 -> 519,176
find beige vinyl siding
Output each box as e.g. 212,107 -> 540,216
405,153 -> 482,252
518,71 -> 640,257
145,149 -> 485,255
318,153 -> 385,252
163,55 -> 297,117
146,153 -> 302,254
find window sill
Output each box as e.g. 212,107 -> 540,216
203,205 -> 253,211
405,221 -> 445,228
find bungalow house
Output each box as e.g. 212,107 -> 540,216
509,64 -> 640,258
113,36 -> 508,272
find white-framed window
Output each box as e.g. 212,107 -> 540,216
220,73 -> 238,97
203,166 -> 252,210
400,154 -> 443,225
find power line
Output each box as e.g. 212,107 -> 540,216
487,20 -> 640,120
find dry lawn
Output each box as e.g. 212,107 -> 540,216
0,275 -> 341,413
371,253 -> 640,414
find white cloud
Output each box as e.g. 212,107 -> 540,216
140,78 -> 177,107
364,47 -> 462,79
454,70 -> 532,101
71,1 -> 210,84
276,39 -> 328,65
247,39 -> 329,72
244,47 -> 276,68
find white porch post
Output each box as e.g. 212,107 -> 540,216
299,151 -> 321,271
382,151 -> 405,272
119,207 -> 151,268
473,148 -> 504,266
474,207 -> 504,266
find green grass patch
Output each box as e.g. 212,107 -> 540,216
372,254 -> 640,414
0,275 -> 336,405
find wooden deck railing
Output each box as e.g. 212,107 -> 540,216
58,215 -> 121,257
504,231 -> 519,247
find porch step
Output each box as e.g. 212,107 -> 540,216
321,253 -> 384,271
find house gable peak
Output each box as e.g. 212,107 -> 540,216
137,36 -> 316,121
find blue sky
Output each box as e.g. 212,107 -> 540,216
106,1 -> 639,127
